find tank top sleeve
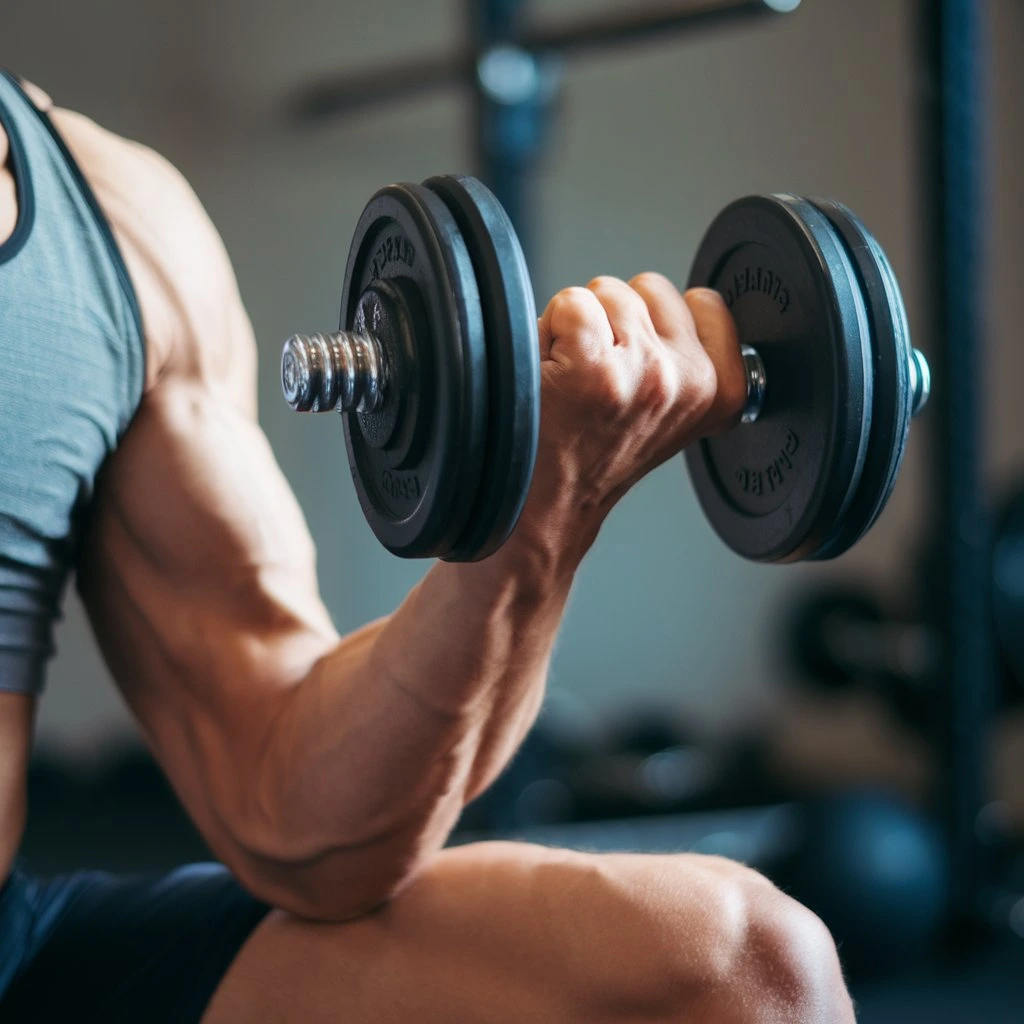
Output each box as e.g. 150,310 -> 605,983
0,69 -> 144,695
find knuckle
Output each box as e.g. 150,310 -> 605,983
685,287 -> 734,342
587,274 -> 624,294
552,285 -> 593,312
685,285 -> 727,311
550,286 -> 597,331
629,270 -> 672,292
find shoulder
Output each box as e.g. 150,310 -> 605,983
47,101 -> 256,411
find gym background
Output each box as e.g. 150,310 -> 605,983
5,0 -> 1024,1019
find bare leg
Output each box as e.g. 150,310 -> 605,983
203,842 -> 853,1024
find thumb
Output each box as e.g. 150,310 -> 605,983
683,287 -> 748,434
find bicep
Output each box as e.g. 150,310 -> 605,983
78,381 -> 339,854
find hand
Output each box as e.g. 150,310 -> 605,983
516,275 -> 748,560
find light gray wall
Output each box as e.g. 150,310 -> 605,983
3,0 -> 1021,750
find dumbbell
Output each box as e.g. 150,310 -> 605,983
281,176 -> 930,563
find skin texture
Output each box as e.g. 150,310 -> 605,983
0,87 -> 854,1023
205,843 -> 852,1024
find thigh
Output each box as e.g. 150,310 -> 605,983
0,861 -> 268,1024
202,841 -> 772,1024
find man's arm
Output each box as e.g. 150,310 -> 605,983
57,106 -> 590,920
78,372 -> 574,921
64,106 -> 744,921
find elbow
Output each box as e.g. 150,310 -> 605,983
224,828 -> 433,923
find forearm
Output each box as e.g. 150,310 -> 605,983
251,520 -> 582,917
372,526 -> 585,800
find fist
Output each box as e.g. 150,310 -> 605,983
522,274 -> 747,543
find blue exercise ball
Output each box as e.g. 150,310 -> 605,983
766,791 -> 949,978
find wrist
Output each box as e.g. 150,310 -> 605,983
368,522 -> 576,723
478,489 -> 603,597
445,530 -> 576,614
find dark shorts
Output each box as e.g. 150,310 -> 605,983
0,860 -> 269,1023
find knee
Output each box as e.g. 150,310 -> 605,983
564,852 -> 853,1024
656,858 -> 854,1024
728,872 -> 852,1023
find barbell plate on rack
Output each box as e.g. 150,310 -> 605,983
423,175 -> 541,562
807,198 -> 913,558
684,194 -> 873,562
341,183 -> 488,557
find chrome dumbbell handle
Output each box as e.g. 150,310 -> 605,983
281,331 -> 388,414
739,345 -> 767,425
908,347 -> 931,417
282,331 -> 931,426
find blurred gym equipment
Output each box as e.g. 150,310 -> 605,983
287,0 -> 802,252
786,481 -> 1024,728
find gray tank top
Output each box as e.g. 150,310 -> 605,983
0,70 -> 144,695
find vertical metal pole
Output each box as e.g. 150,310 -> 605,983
919,0 -> 993,926
468,0 -> 560,267
469,0 -> 523,243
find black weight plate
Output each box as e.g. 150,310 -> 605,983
424,174 -> 540,562
685,195 -> 873,562
341,183 -> 488,557
808,198 -> 913,558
